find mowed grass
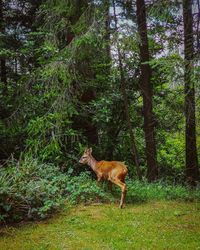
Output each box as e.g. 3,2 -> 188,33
0,201 -> 200,250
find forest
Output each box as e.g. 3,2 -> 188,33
0,0 -> 200,249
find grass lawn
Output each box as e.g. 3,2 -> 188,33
0,201 -> 200,250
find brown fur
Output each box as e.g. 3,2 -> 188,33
79,148 -> 128,208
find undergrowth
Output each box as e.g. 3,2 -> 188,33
0,157 -> 200,224
126,180 -> 200,203
0,157 -> 111,224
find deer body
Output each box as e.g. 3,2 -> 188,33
79,148 -> 128,208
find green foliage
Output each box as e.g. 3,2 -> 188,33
157,132 -> 185,178
25,112 -> 78,163
65,173 -> 114,204
126,180 -> 200,203
0,157 -> 111,223
0,157 -> 68,223
5,0 -> 111,168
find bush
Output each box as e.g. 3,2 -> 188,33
0,157 -> 69,223
65,172 -> 114,204
0,157 -> 111,224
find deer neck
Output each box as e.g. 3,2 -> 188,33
87,155 -> 98,173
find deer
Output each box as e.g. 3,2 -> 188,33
79,147 -> 128,208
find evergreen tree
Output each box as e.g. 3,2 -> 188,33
136,0 -> 158,181
183,0 -> 199,185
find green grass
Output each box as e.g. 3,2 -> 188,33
1,201 -> 200,250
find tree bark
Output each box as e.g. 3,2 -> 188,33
183,0 -> 199,185
112,0 -> 142,179
136,0 -> 158,181
104,0 -> 111,62
0,0 -> 7,92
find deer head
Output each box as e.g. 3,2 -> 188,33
79,147 -> 92,164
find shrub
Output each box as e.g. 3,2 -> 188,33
0,157 -> 111,224
0,157 -> 69,223
65,172 -> 114,204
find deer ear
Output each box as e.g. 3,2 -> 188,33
89,148 -> 92,154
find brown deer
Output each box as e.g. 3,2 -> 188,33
79,148 -> 128,208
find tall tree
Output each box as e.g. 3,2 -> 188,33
68,0 -> 99,145
0,0 -> 7,92
183,0 -> 199,185
136,0 -> 158,181
112,0 -> 141,179
0,0 -> 43,160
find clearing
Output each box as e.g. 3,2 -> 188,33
0,201 -> 200,250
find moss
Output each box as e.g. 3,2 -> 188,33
0,201 -> 200,250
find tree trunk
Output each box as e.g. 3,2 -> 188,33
112,0 -> 142,180
136,0 -> 158,181
183,0 -> 199,185
104,0 -> 111,61
103,0 -> 117,159
0,0 -> 7,92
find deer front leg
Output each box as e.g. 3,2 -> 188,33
96,174 -> 102,186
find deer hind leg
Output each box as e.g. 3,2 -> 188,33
110,178 -> 127,208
